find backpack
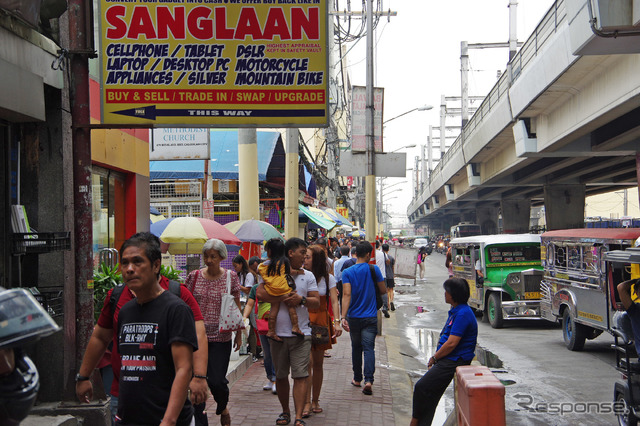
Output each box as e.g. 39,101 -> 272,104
110,280 -> 181,319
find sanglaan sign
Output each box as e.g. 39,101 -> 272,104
99,1 -> 328,127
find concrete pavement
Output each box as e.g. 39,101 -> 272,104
202,327 -> 404,425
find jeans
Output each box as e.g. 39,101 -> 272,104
258,334 -> 276,382
193,340 -> 231,426
347,316 -> 378,384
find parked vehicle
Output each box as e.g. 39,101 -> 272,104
604,246 -> 640,426
540,228 -> 640,351
450,234 -> 544,328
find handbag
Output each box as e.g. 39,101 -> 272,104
255,294 -> 269,336
369,264 -> 383,310
219,270 -> 246,333
310,277 -> 331,346
311,321 -> 330,346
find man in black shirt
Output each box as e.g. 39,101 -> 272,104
116,233 -> 198,426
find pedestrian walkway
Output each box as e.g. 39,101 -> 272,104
204,332 -> 396,425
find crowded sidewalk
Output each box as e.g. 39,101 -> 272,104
203,330 -> 396,425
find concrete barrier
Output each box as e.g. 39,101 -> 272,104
456,365 -> 505,426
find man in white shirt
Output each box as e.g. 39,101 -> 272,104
256,238 -> 320,426
375,241 -> 389,318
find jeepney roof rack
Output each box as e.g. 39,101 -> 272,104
604,247 -> 640,263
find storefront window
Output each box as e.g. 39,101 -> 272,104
92,167 -> 125,266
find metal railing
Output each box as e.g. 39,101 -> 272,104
424,0 -> 567,194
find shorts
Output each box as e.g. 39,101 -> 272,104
270,335 -> 312,379
385,278 -> 395,289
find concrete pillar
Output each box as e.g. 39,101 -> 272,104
501,199 -> 531,234
238,129 -> 260,221
544,184 -> 585,230
284,129 -> 299,238
476,204 -> 499,235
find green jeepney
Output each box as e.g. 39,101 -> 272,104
450,234 -> 544,328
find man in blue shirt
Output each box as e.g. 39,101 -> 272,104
411,277 -> 478,426
340,241 -> 386,396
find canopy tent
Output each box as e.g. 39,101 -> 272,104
320,207 -> 351,226
298,204 -> 336,230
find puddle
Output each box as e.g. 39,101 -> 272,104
475,345 -> 504,368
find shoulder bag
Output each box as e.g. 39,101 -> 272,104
310,278 -> 331,346
369,264 -> 383,310
219,270 -> 246,333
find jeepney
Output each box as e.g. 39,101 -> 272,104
540,228 -> 640,351
450,234 -> 544,329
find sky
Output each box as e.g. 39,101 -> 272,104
340,0 -> 556,226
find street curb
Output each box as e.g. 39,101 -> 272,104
226,353 -> 252,387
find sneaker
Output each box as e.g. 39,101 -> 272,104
390,302 -> 395,311
272,382 -> 277,394
263,381 -> 273,391
383,310 -> 390,318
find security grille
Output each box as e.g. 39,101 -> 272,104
151,203 -> 201,218
151,180 -> 202,218
150,180 -> 202,201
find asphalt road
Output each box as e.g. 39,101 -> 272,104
383,250 -> 619,426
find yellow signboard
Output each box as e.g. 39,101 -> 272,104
99,1 -> 328,127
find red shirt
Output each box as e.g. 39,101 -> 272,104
97,276 -> 203,397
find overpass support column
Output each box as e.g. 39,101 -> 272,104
501,199 -> 531,234
476,204 -> 498,235
543,184 -> 585,230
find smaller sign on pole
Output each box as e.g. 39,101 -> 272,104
151,128 -> 209,160
351,86 -> 384,152
202,200 -> 215,220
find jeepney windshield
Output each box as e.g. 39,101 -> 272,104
486,245 -> 540,265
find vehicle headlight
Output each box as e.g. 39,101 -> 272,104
508,274 -> 521,285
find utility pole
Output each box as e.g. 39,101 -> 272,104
333,4 -> 396,241
365,0 -> 376,242
68,0 -> 95,398
461,1 -> 522,127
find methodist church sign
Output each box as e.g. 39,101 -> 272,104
99,1 -> 328,127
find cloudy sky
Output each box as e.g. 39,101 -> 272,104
341,0 -> 556,225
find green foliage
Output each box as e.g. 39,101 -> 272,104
91,262 -> 183,323
160,264 -> 183,283
93,263 -> 122,323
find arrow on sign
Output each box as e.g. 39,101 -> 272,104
112,106 -> 325,120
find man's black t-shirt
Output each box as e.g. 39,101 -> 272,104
116,290 -> 198,426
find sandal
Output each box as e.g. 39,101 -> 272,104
351,379 -> 361,387
301,402 -> 311,418
276,412 -> 291,425
294,419 -> 306,426
311,401 -> 323,413
362,382 -> 373,395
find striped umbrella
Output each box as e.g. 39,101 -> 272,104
150,217 -> 242,254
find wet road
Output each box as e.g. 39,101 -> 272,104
384,251 -> 618,425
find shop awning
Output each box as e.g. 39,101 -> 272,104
298,204 -> 336,230
320,207 -> 351,226
150,130 -> 281,181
